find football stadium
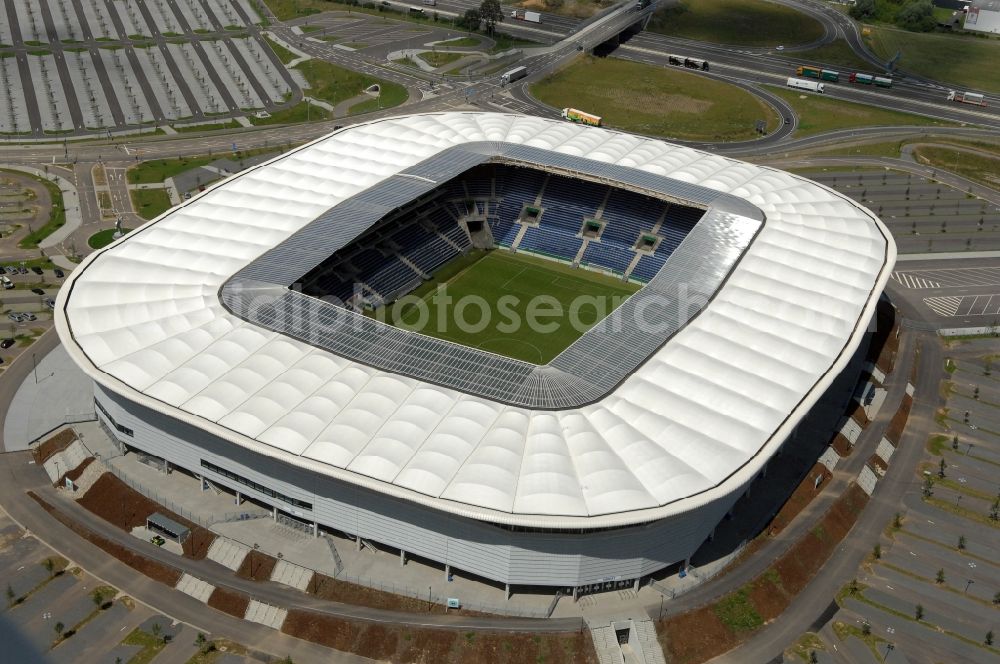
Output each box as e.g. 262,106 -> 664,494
56,112 -> 895,596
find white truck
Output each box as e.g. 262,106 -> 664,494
947,90 -> 986,106
510,9 -> 542,22
786,77 -> 824,94
500,66 -> 528,85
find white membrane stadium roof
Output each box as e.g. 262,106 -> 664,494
57,113 -> 895,528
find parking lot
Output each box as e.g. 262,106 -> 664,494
801,341 -> 1000,663
0,0 -> 297,136
0,263 -> 63,370
0,508 -> 262,662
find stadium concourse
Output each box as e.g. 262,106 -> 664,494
55,112 -> 895,599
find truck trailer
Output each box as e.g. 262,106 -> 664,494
561,108 -> 602,127
786,77 -> 824,93
947,90 -> 987,106
510,9 -> 541,22
797,66 -> 839,82
500,66 -> 527,85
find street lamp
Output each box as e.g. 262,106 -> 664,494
965,579 -> 974,593
885,643 -> 894,659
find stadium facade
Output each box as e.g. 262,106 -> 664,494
57,113 -> 895,594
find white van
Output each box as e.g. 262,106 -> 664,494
1,276 -> 13,290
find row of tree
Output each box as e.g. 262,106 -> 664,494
849,0 -> 938,32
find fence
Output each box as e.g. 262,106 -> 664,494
648,539 -> 749,602
105,463 -> 270,529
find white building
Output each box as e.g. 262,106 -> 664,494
965,0 -> 1000,33
56,112 -> 895,595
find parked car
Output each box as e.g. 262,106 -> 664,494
0,266 -> 6,275
53,268 -> 64,278
31,288 -> 45,295
7,312 -> 24,323
30,266 -> 43,275
0,338 -> 13,349
1,277 -> 13,290
43,298 -> 55,309
18,267 -> 28,274
23,312 -> 36,321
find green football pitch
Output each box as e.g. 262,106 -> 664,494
379,249 -> 640,364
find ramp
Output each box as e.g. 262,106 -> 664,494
244,599 -> 288,630
206,537 -> 250,571
175,573 -> 215,603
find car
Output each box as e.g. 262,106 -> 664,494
23,312 -> 36,321
7,313 -> 24,323
43,298 -> 55,309
18,267 -> 27,274
31,288 -> 45,295
0,267 -> 6,275
53,268 -> 64,278
0,357 -> 4,365
776,45 -> 784,51
151,535 -> 166,546
0,338 -> 13,349
784,117 -> 791,124
1,277 -> 11,290
30,266 -> 43,275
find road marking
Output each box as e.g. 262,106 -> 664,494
923,295 -> 962,317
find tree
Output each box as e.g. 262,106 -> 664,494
938,458 -> 947,478
862,622 -> 871,636
952,435 -> 959,451
994,590 -> 1000,605
958,535 -> 966,550
809,650 -> 819,664
922,476 -> 935,498
896,0 -> 936,32
850,578 -> 859,594
873,543 -> 882,560
42,558 -> 55,579
936,568 -> 945,584
479,0 -> 504,35
6,583 -> 15,608
151,622 -> 162,643
849,0 -> 875,19
54,621 -> 64,639
458,7 -> 481,30
195,632 -> 211,654
892,512 -> 902,529
915,603 -> 924,621
988,630 -> 995,646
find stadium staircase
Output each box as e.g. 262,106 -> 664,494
175,573 -> 215,603
510,224 -> 530,251
244,599 -> 288,630
624,252 -> 643,280
397,254 -> 429,279
590,624 -> 626,664
206,537 -> 251,571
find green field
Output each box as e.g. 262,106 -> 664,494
911,145 -> 1000,189
131,189 -> 173,220
768,86 -> 957,136
292,59 -> 408,110
88,227 -> 133,249
647,0 -> 824,47
383,250 -> 639,364
531,57 -> 778,141
865,26 -> 1000,94
418,51 -> 463,68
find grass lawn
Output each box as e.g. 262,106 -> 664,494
293,59 -> 408,110
514,0 -> 614,19
250,100 -> 330,125
911,146 -> 1000,189
88,227 -> 132,249
417,51 -> 463,67
131,189 -> 173,220
348,81 -> 409,115
128,156 -> 219,184
488,33 -> 540,53
383,250 -> 639,364
531,57 -> 779,141
173,120 -> 241,132
121,628 -> 167,664
792,39 -> 875,72
768,86 -> 957,136
8,174 -> 65,250
807,140 -> 904,158
648,0 -> 824,46
263,34 -> 297,65
865,26 -> 1000,94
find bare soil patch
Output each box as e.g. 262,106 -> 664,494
28,491 -> 182,586
308,573 -> 436,612
206,587 -> 250,618
77,472 -> 215,560
831,433 -> 853,457
885,394 -> 912,444
33,429 -> 77,464
767,463 -> 832,536
235,550 -> 277,582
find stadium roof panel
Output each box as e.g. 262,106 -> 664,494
57,112 -> 894,528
